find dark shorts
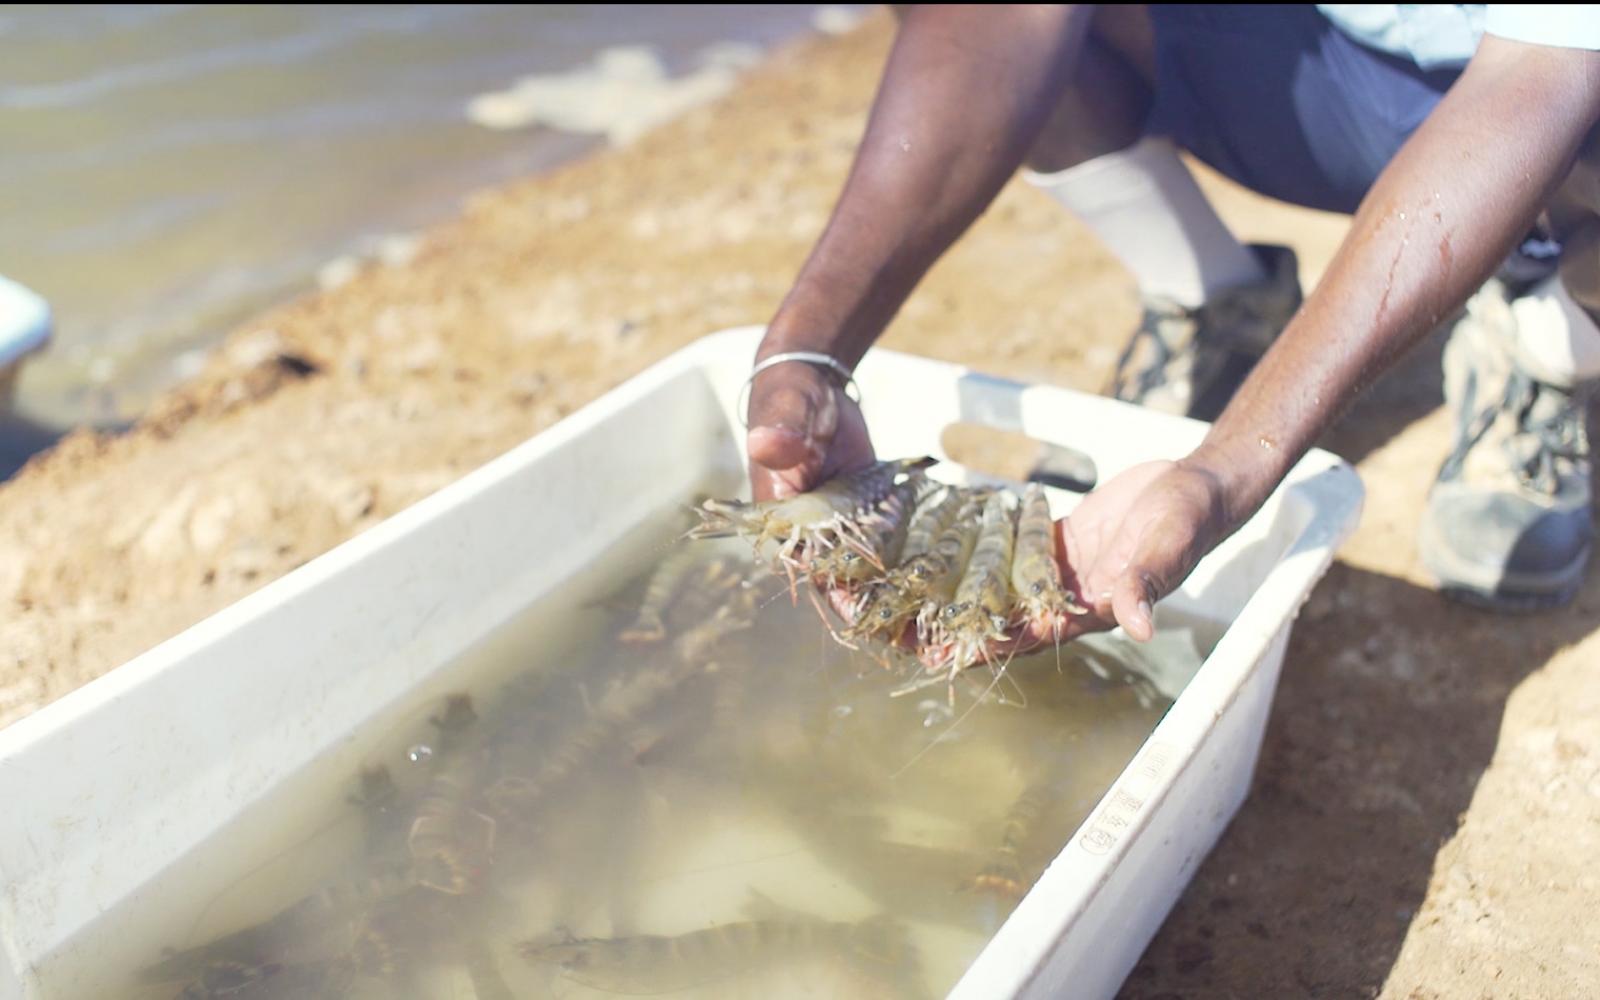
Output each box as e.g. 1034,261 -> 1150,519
1146,4 -> 1462,215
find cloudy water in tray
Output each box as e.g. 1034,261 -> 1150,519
0,4 -> 845,431
37,493 -> 1217,1000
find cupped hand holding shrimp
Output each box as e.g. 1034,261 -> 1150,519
788,460 -> 1230,663
871,460 -> 1228,662
908,459 -> 1230,663
1048,459 -> 1230,642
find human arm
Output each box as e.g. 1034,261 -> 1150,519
747,4 -> 1091,499
1059,34 -> 1600,641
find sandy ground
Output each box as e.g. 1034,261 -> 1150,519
2,13 -> 1596,998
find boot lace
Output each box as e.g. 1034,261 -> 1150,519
1444,369 -> 1585,496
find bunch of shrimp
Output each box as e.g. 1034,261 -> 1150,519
842,487 -> 971,648
921,491 -> 1018,677
690,459 -> 1089,682
917,484 -> 1088,685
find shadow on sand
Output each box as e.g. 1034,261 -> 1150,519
1121,558 -> 1599,996
1113,312 -> 1600,996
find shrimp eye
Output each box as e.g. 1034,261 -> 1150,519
878,608 -> 893,621
1031,582 -> 1045,596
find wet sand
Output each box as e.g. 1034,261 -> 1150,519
1,13 -> 1596,997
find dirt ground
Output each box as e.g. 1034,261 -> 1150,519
2,13 -> 1596,998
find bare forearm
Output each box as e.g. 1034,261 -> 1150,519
1189,37 -> 1600,526
761,4 -> 1090,364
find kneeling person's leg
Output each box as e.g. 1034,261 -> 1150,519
1024,7 -> 1316,417
1420,161 -> 1600,609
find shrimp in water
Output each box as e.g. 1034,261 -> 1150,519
406,695 -> 497,895
970,779 -> 1052,899
617,545 -> 711,643
483,571 -> 771,823
518,898 -> 910,995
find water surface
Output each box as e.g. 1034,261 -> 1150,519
37,496 -> 1211,998
0,5 -> 833,430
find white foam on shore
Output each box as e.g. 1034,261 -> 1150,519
315,255 -> 363,293
812,5 -> 870,36
315,230 -> 423,292
465,43 -> 761,146
374,232 -> 422,268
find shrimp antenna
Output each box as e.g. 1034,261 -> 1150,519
891,663 -> 1009,780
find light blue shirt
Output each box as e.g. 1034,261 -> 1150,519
1319,4 -> 1600,70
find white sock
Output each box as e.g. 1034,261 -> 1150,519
1024,136 -> 1265,308
1510,275 -> 1600,387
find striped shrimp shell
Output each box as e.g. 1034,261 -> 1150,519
1010,483 -> 1085,637
810,479 -> 920,588
911,491 -> 987,641
689,458 -> 934,571
519,913 -> 906,994
933,491 -> 1017,666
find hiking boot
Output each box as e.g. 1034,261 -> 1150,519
1106,244 -> 1302,420
1420,279 -> 1595,610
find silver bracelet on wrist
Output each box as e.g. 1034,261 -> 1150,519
737,351 -> 861,428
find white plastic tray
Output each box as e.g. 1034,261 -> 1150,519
0,327 -> 1361,998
